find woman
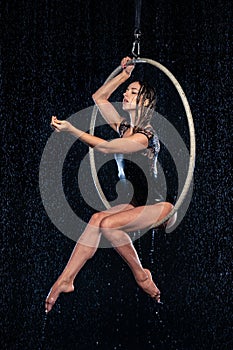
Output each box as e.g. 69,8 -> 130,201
45,57 -> 175,313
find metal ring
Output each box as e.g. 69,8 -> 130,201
89,58 -> 196,228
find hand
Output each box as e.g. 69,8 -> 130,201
121,56 -> 134,76
50,116 -> 72,132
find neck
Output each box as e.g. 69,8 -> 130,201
129,111 -> 137,127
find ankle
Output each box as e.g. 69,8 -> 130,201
58,273 -> 74,285
135,269 -> 148,283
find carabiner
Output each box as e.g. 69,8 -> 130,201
131,29 -> 141,58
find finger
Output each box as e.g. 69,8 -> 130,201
51,119 -> 60,128
54,119 -> 62,124
51,117 -> 61,125
121,60 -> 126,68
51,118 -> 58,125
121,57 -> 129,68
51,125 -> 60,133
50,123 -> 57,131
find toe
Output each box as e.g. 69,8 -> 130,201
45,297 -> 55,313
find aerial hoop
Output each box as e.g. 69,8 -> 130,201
89,58 -> 196,229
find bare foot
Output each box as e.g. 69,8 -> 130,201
136,269 -> 161,302
45,278 -> 74,313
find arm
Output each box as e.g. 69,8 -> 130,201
92,57 -> 134,131
50,116 -> 148,154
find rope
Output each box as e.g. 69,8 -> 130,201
132,0 -> 142,58
134,0 -> 142,31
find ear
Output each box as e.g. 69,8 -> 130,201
144,99 -> 150,107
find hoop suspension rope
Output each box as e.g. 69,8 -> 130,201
132,0 -> 142,58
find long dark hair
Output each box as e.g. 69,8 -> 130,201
134,81 -> 157,129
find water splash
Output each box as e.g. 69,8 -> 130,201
40,312 -> 48,350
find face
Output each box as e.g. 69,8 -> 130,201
122,81 -> 141,111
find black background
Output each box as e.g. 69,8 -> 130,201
1,0 -> 232,349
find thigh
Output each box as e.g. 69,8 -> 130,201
102,202 -> 173,232
89,203 -> 135,226
78,203 -> 136,245
103,203 -> 135,215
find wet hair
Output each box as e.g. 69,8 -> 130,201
135,80 -> 157,129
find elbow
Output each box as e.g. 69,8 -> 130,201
92,92 -> 101,105
92,92 -> 102,103
92,92 -> 97,102
92,92 -> 107,105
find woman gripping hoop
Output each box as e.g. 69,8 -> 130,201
45,57 -> 176,313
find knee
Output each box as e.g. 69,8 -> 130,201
89,211 -> 106,227
156,202 -> 173,219
99,216 -> 114,229
164,202 -> 174,215
99,217 -> 115,241
161,202 -> 177,229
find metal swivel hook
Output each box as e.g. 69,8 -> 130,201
132,29 -> 141,58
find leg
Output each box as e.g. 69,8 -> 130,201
45,204 -> 133,313
100,202 -> 173,301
